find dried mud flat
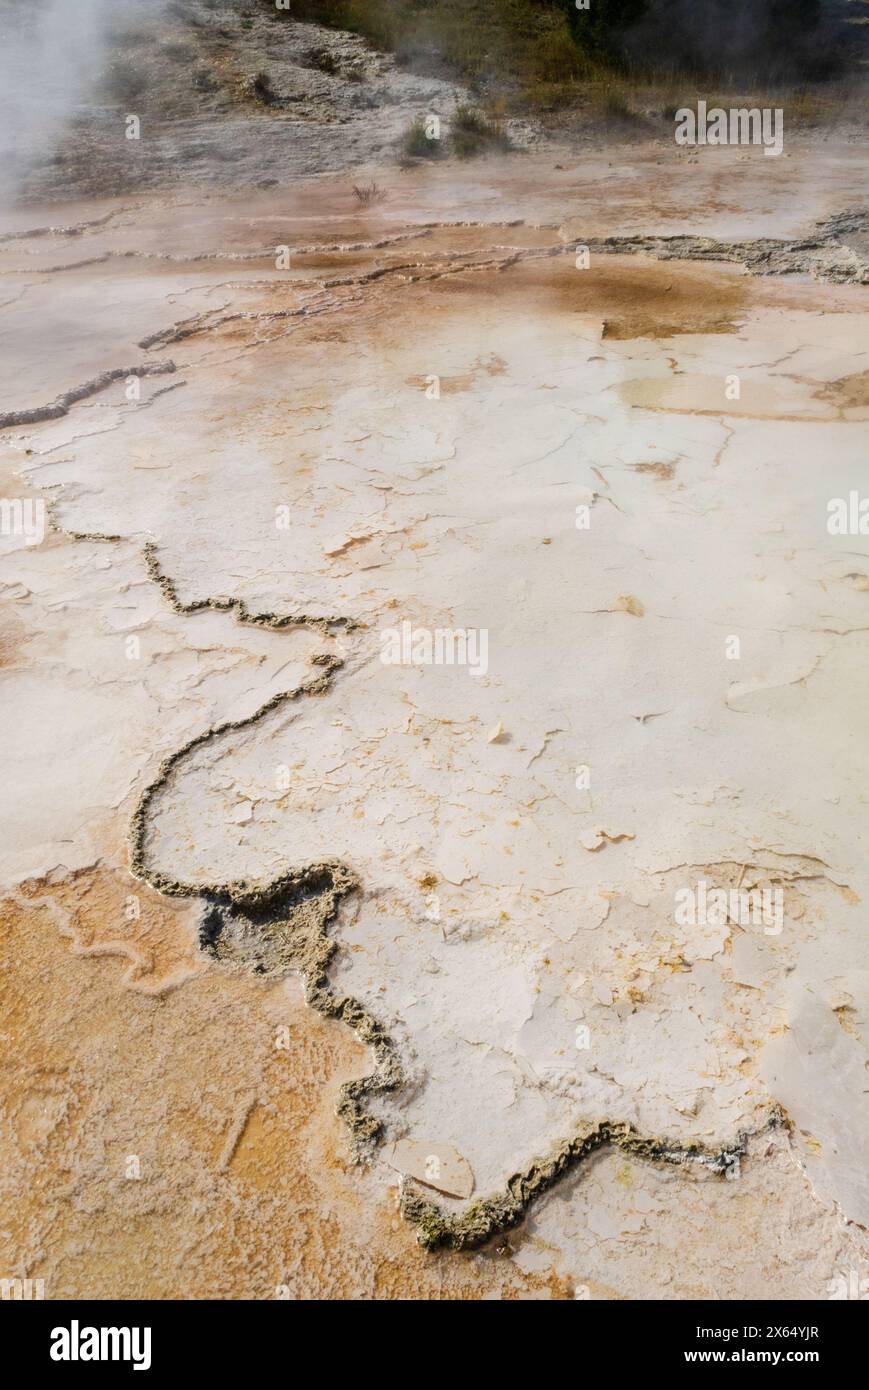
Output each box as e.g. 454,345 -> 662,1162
2,124 -> 869,1298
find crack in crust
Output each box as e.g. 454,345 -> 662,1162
143,540 -> 358,635
127,640 -> 785,1251
402,1115 -> 785,1252
0,361 -> 177,428
128,651 -> 402,1154
198,866 -> 404,1152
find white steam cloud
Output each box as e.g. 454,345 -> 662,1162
0,0 -> 163,203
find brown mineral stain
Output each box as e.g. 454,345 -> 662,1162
619,373 -> 829,420
615,594 -> 645,617
434,254 -> 751,340
18,866 -> 204,993
0,614 -> 28,668
815,368 -> 869,419
292,251 -> 381,272
406,351 -> 508,395
633,460 -> 678,481
0,881 -> 560,1299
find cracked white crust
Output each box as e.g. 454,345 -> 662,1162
2,130 -> 869,1296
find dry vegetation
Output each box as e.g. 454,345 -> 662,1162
264,0 -> 851,116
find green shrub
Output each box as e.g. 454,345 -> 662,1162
400,116 -> 443,161
451,104 -> 512,158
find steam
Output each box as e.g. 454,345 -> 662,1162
0,0 -> 162,204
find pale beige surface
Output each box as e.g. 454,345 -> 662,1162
1,73 -> 868,1299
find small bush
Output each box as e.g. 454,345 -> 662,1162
352,180 -> 388,205
450,105 -> 512,158
242,71 -> 278,105
400,117 -> 443,161
304,47 -> 339,74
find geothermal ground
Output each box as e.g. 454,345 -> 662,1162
1,4 -> 868,1302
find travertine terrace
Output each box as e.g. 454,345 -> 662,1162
1,0 -> 868,1302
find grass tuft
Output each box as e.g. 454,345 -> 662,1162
352,180 -> 388,205
451,103 -> 512,158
